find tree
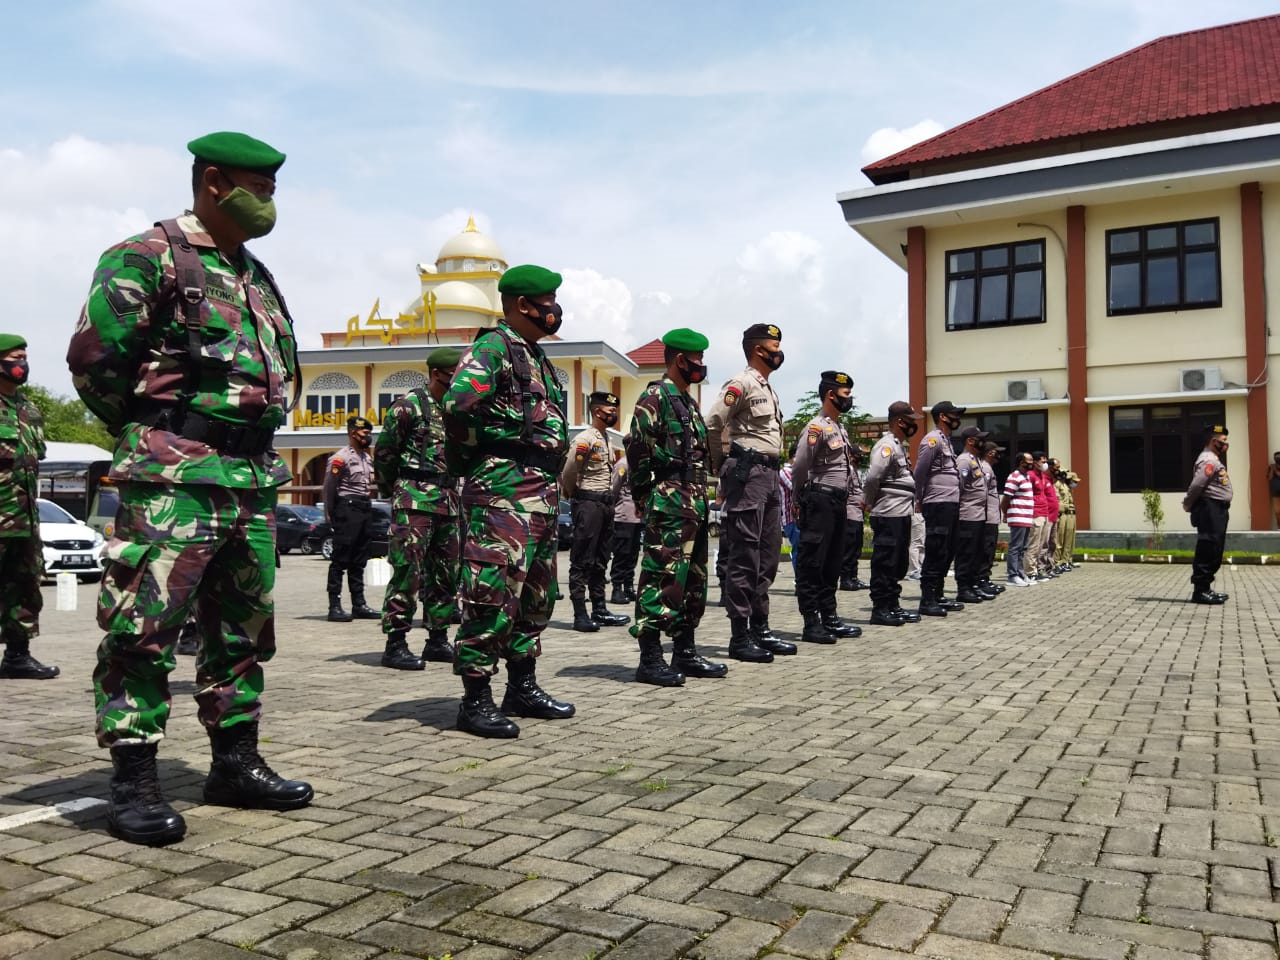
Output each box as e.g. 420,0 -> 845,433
783,389 -> 871,452
23,383 -> 114,448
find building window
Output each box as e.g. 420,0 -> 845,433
1109,401 -> 1225,492
945,240 -> 1045,331
377,370 -> 428,417
1106,219 -> 1221,315
955,409 -> 1047,489
304,372 -> 361,425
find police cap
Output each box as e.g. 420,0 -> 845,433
427,346 -> 462,371
959,426 -> 989,441
1209,424 -> 1229,437
887,400 -> 922,419
0,334 -> 27,353
187,132 -> 286,176
820,370 -> 852,389
931,400 -> 966,418
589,391 -> 619,407
742,323 -> 782,343
661,328 -> 708,351
498,264 -> 562,297
347,416 -> 373,432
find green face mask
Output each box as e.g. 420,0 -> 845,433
217,187 -> 277,238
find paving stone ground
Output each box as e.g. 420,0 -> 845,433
2,549 -> 1278,959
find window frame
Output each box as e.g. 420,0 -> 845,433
944,239 -> 1046,332
1107,400 -> 1225,493
1105,217 -> 1222,316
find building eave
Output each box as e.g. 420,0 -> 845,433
1084,388 -> 1250,404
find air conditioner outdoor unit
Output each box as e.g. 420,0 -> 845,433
1179,366 -> 1223,391
1006,377 -> 1044,402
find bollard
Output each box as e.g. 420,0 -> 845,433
55,573 -> 78,611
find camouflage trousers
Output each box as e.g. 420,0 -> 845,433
629,482 -> 709,638
381,507 -> 461,635
93,483 -> 278,748
0,535 -> 42,642
455,506 -> 556,676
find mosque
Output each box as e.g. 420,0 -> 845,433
274,218 -> 681,502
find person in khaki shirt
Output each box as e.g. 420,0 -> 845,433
561,391 -> 629,632
703,323 -> 787,663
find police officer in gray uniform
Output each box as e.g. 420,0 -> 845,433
325,415 -> 379,622
979,441 -> 1006,596
839,445 -> 868,592
792,371 -> 862,644
863,401 -> 923,627
913,400 -> 965,618
1183,424 -> 1232,604
953,426 -> 995,604
705,323 -> 788,662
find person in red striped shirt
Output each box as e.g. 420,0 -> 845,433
1001,452 -> 1036,587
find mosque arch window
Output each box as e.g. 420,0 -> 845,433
304,372 -> 361,423
377,369 -> 429,416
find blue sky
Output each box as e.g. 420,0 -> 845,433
3,0 -> 1275,414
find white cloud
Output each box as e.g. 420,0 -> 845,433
860,120 -> 946,166
559,269 -> 634,349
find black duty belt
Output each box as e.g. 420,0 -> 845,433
728,442 -> 781,471
807,483 -> 849,501
574,490 -> 614,505
338,496 -> 372,510
400,465 -> 455,487
486,441 -> 567,474
134,405 -> 274,458
653,463 -> 708,485
880,480 -> 915,492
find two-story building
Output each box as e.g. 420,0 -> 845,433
838,14 -> 1280,533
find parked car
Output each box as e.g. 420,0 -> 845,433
320,500 -> 391,560
37,498 -> 105,582
275,503 -> 330,555
557,499 -> 573,549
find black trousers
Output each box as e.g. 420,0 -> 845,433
569,499 -> 613,602
795,489 -> 846,615
721,461 -> 781,620
327,499 -> 372,602
954,519 -> 986,590
869,515 -> 910,608
841,519 -> 864,582
1190,500 -> 1229,591
981,523 -> 999,583
608,521 -> 642,588
920,500 -> 959,593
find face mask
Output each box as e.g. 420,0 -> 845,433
217,187 -> 277,238
899,418 -> 918,438
942,416 -> 961,431
1038,462 -> 1049,471
0,359 -> 29,385
354,434 -> 372,449
678,357 -> 707,384
523,300 -> 564,335
758,347 -> 784,371
601,412 -> 619,428
831,395 -> 853,414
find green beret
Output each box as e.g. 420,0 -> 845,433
427,346 -> 463,370
0,334 -> 27,353
498,264 -> 562,297
660,327 -> 709,351
187,131 -> 286,176
588,391 -> 619,407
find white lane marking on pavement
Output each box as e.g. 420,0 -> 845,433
0,796 -> 107,831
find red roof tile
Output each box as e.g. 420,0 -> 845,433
627,338 -> 667,365
864,14 -> 1280,180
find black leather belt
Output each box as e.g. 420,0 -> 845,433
338,496 -> 371,510
574,490 -> 614,505
400,465 -> 454,487
881,480 -> 915,492
729,443 -> 780,471
134,405 -> 274,458
486,441 -> 567,474
808,483 -> 848,501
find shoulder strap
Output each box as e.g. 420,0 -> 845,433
491,326 -> 535,440
157,219 -> 204,402
665,384 -> 693,464
246,249 -> 303,413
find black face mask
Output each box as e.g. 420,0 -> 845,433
523,300 -> 564,335
831,395 -> 853,414
898,418 -> 918,438
758,347 -> 784,371
942,416 -> 961,431
354,434 -> 372,449
0,359 -> 29,385
601,412 -> 619,428
678,357 -> 707,384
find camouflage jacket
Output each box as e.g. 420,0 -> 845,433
624,376 -> 709,518
67,212 -> 296,488
0,390 -> 44,539
442,322 -> 568,514
374,387 -> 457,516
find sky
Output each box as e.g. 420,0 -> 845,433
3,0 -> 1276,417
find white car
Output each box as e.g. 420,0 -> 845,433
38,498 -> 105,582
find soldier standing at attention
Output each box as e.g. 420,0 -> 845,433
704,323 -> 788,663
791,371 -> 862,644
324,416 -> 379,623
1183,424 -> 1232,605
608,454 -> 642,605
625,328 -> 728,686
442,264 -> 574,738
953,426 -> 995,604
374,347 -> 462,671
68,131 -> 312,846
913,401 -> 966,617
561,391 -> 630,632
839,444 -> 869,592
0,335 -> 59,680
863,402 -> 923,627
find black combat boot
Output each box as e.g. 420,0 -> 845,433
457,674 -> 519,738
800,610 -> 838,644
0,639 -> 59,679
175,621 -> 200,657
350,598 -> 380,619
327,595 -> 352,623
610,584 -> 629,605
851,578 -> 869,590
955,584 -> 986,604
106,744 -> 186,846
821,611 -> 862,639
635,630 -> 685,686
749,615 -> 797,656
671,627 -> 728,678
381,631 -> 424,671
727,617 -> 773,662
870,604 -> 905,627
918,584 -> 947,618
204,721 -> 314,810
500,657 -> 576,719
937,585 -> 965,612
624,584 -> 638,602
571,598 -> 599,632
981,578 -> 1006,595
590,600 -> 630,627
421,628 -> 454,663
838,577 -> 856,591
890,605 -> 922,623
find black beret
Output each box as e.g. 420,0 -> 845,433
347,416 -> 373,431
742,323 -> 782,342
820,370 -> 852,388
588,391 -> 619,407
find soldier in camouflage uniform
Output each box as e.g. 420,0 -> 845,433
374,346 -> 462,670
625,328 -> 728,687
0,334 -> 59,681
68,132 -> 312,847
441,264 -> 575,739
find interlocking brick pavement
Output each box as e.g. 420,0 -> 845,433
2,554 -> 1278,958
